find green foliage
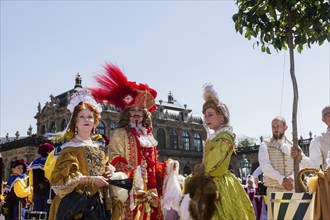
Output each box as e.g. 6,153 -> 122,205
237,135 -> 257,148
233,0 -> 330,53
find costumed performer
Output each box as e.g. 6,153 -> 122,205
180,83 -> 255,220
28,143 -> 54,216
2,159 -> 32,220
89,62 -> 182,220
243,175 -> 259,219
49,89 -> 113,220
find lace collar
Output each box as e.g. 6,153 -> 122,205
61,135 -> 99,149
130,122 -> 148,135
129,123 -> 157,148
207,125 -> 233,141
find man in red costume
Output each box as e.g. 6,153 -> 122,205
90,63 -> 182,220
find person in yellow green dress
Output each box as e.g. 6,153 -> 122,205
2,159 -> 32,220
181,83 -> 255,220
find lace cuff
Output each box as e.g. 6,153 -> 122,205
52,173 -> 82,198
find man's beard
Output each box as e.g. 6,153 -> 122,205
273,132 -> 284,140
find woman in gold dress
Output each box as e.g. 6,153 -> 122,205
49,89 -> 112,220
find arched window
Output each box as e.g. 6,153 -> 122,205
97,121 -> 106,135
110,121 -> 117,134
194,133 -> 202,151
40,125 -> 46,135
182,131 -> 190,150
157,128 -> 166,148
169,129 -> 178,149
60,119 -> 67,131
49,122 -> 56,133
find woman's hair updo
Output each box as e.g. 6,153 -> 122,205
202,83 -> 230,124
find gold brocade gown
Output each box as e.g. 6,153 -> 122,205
204,131 -> 256,220
49,142 -> 108,220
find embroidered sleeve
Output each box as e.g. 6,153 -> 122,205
109,129 -> 129,169
111,156 -> 131,174
50,148 -> 83,197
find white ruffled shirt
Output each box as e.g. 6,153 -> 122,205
301,128 -> 330,170
129,123 -> 158,148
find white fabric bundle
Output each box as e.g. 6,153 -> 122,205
162,160 -> 182,211
178,194 -> 192,220
109,171 -> 129,204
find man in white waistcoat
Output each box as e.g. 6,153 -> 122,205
291,106 -> 330,170
258,116 -> 294,220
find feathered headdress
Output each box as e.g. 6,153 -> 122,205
203,83 -> 220,105
202,83 -> 230,123
89,63 -> 157,112
67,89 -> 102,113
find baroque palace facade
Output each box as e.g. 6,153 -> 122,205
0,74 -> 312,182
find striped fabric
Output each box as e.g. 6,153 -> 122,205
270,192 -> 314,220
264,141 -> 294,189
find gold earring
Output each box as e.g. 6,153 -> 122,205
75,127 -> 78,134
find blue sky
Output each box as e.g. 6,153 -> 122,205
1,1 -> 329,141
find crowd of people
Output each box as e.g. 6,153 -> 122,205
0,62 -> 329,220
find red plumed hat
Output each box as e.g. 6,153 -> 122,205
38,143 -> 54,157
89,63 -> 157,112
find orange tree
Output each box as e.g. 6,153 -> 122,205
233,0 -> 330,192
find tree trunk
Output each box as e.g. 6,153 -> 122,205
287,9 -> 302,193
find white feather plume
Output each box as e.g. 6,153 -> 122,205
203,83 -> 219,103
202,83 -> 231,123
